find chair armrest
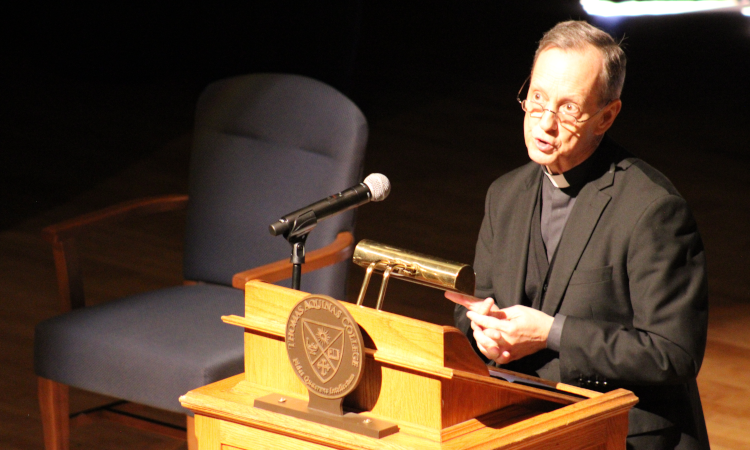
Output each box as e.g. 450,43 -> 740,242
232,231 -> 354,289
42,194 -> 189,245
42,195 -> 189,313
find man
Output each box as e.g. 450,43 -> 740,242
447,21 -> 709,449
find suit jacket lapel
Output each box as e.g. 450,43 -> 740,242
541,161 -> 615,316
503,167 -> 542,307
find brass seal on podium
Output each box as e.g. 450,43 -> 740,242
254,293 -> 398,438
286,294 -> 365,400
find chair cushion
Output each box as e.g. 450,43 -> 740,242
34,284 -> 244,414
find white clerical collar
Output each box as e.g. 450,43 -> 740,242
542,152 -> 600,190
543,167 -> 571,189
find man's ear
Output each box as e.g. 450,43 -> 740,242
594,99 -> 622,136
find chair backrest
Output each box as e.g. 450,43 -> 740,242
183,74 -> 368,299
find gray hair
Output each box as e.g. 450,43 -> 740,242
533,21 -> 626,105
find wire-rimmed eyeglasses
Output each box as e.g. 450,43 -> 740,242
516,76 -> 612,129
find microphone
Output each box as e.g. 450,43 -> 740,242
269,173 -> 391,238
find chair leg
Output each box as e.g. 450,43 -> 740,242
186,415 -> 198,450
38,377 -> 69,450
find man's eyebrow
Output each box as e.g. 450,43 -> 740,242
529,85 -> 584,105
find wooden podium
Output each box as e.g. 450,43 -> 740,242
180,281 -> 637,449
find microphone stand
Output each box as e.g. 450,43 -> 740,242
282,210 -> 317,291
288,234 -> 307,290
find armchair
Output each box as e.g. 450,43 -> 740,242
34,73 -> 368,450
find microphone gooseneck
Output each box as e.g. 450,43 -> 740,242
269,173 -> 391,239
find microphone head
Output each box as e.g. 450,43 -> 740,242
363,173 -> 391,202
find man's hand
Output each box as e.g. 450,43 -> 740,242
445,292 -> 554,365
444,291 -> 508,361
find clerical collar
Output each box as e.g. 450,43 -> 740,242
543,169 -> 571,189
542,149 -> 598,190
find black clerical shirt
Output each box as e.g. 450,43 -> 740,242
530,150 -> 599,352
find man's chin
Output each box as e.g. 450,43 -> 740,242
527,148 -> 557,167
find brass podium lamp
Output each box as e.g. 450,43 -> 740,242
352,240 -> 475,310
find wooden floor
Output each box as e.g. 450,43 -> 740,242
2,4 -> 750,450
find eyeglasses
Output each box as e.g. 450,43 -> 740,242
516,76 -> 611,129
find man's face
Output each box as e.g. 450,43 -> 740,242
524,45 -> 621,174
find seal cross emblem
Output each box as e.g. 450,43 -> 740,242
302,319 -> 344,382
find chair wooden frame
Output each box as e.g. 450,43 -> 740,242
38,194 -> 354,450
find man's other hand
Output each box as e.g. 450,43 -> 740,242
467,305 -> 553,364
445,292 -> 554,365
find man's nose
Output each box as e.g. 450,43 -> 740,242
539,109 -> 558,132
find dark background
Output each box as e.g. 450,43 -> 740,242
4,1 -> 747,316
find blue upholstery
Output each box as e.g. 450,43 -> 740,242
183,74 -> 368,293
34,73 -> 368,415
35,285 -> 244,413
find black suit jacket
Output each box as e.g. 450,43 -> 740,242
456,138 -> 709,445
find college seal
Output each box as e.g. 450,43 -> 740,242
286,294 -> 365,400
254,293 -> 398,438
